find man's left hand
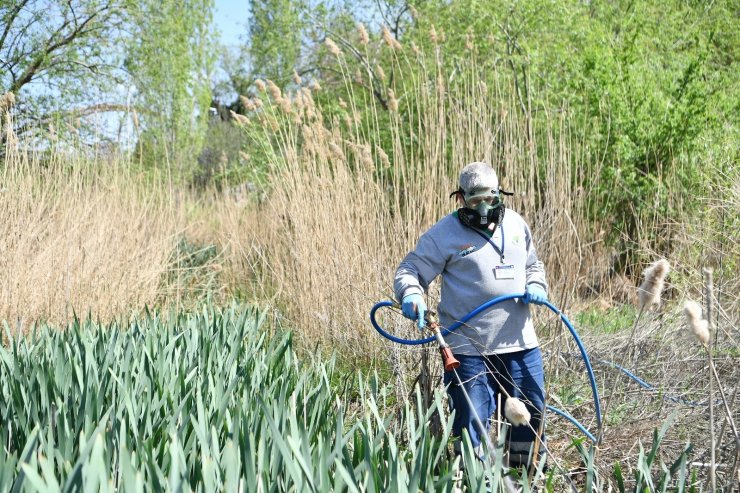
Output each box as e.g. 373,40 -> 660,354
524,285 -> 548,305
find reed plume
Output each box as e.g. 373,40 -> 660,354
357,23 -> 369,45
0,92 -> 15,111
325,38 -> 341,57
229,110 -> 248,126
387,89 -> 398,112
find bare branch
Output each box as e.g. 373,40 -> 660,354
9,4 -> 109,93
0,0 -> 31,53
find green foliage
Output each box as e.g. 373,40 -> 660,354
572,413 -> 696,493
576,306 -> 637,335
192,115 -> 249,189
247,0 -> 306,86
126,0 -> 216,170
221,0 -> 736,271
0,303 -> 491,491
407,0 -> 734,269
0,0 -> 131,140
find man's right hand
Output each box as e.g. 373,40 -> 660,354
401,293 -> 427,330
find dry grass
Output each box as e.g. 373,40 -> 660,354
222,48 -> 611,358
0,133 -> 178,330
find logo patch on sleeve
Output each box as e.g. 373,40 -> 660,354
458,244 -> 476,257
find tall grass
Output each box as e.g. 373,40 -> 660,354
0,141 -> 177,330
227,46 -> 607,356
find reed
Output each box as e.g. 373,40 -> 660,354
226,41 -> 604,357
0,142 -> 177,330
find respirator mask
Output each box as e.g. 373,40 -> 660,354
450,188 -> 506,230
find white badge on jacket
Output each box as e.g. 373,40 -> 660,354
494,264 -> 515,280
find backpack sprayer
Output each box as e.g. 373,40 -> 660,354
370,293 -> 603,444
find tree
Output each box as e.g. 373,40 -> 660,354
0,0 -> 131,141
124,0 -> 216,169
247,0 -> 305,87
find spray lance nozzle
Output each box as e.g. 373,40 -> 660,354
424,310 -> 461,372
389,303 -> 460,372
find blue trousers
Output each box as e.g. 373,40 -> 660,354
443,347 -> 546,467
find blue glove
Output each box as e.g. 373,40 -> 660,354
401,293 -> 427,330
524,284 -> 548,305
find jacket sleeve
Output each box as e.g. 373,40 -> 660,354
394,231 -> 447,302
523,222 -> 548,292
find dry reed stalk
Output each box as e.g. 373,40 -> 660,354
0,146 -> 178,329
704,268 -> 717,492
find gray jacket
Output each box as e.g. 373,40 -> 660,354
394,209 -> 547,355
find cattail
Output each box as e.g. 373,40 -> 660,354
376,64 -> 386,81
504,397 -> 531,426
266,80 -> 282,100
357,23 -> 369,45
387,89 -> 398,112
325,38 -> 341,57
637,259 -> 670,310
254,79 -> 266,93
230,110 -> 249,126
292,70 -> 302,85
429,25 -> 438,45
684,300 -> 710,346
0,92 -> 16,111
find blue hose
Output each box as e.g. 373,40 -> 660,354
369,294 -> 602,442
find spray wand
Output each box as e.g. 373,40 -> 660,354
423,309 -> 460,372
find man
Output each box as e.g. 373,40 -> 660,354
394,161 -> 548,470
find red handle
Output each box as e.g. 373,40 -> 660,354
439,347 -> 460,372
